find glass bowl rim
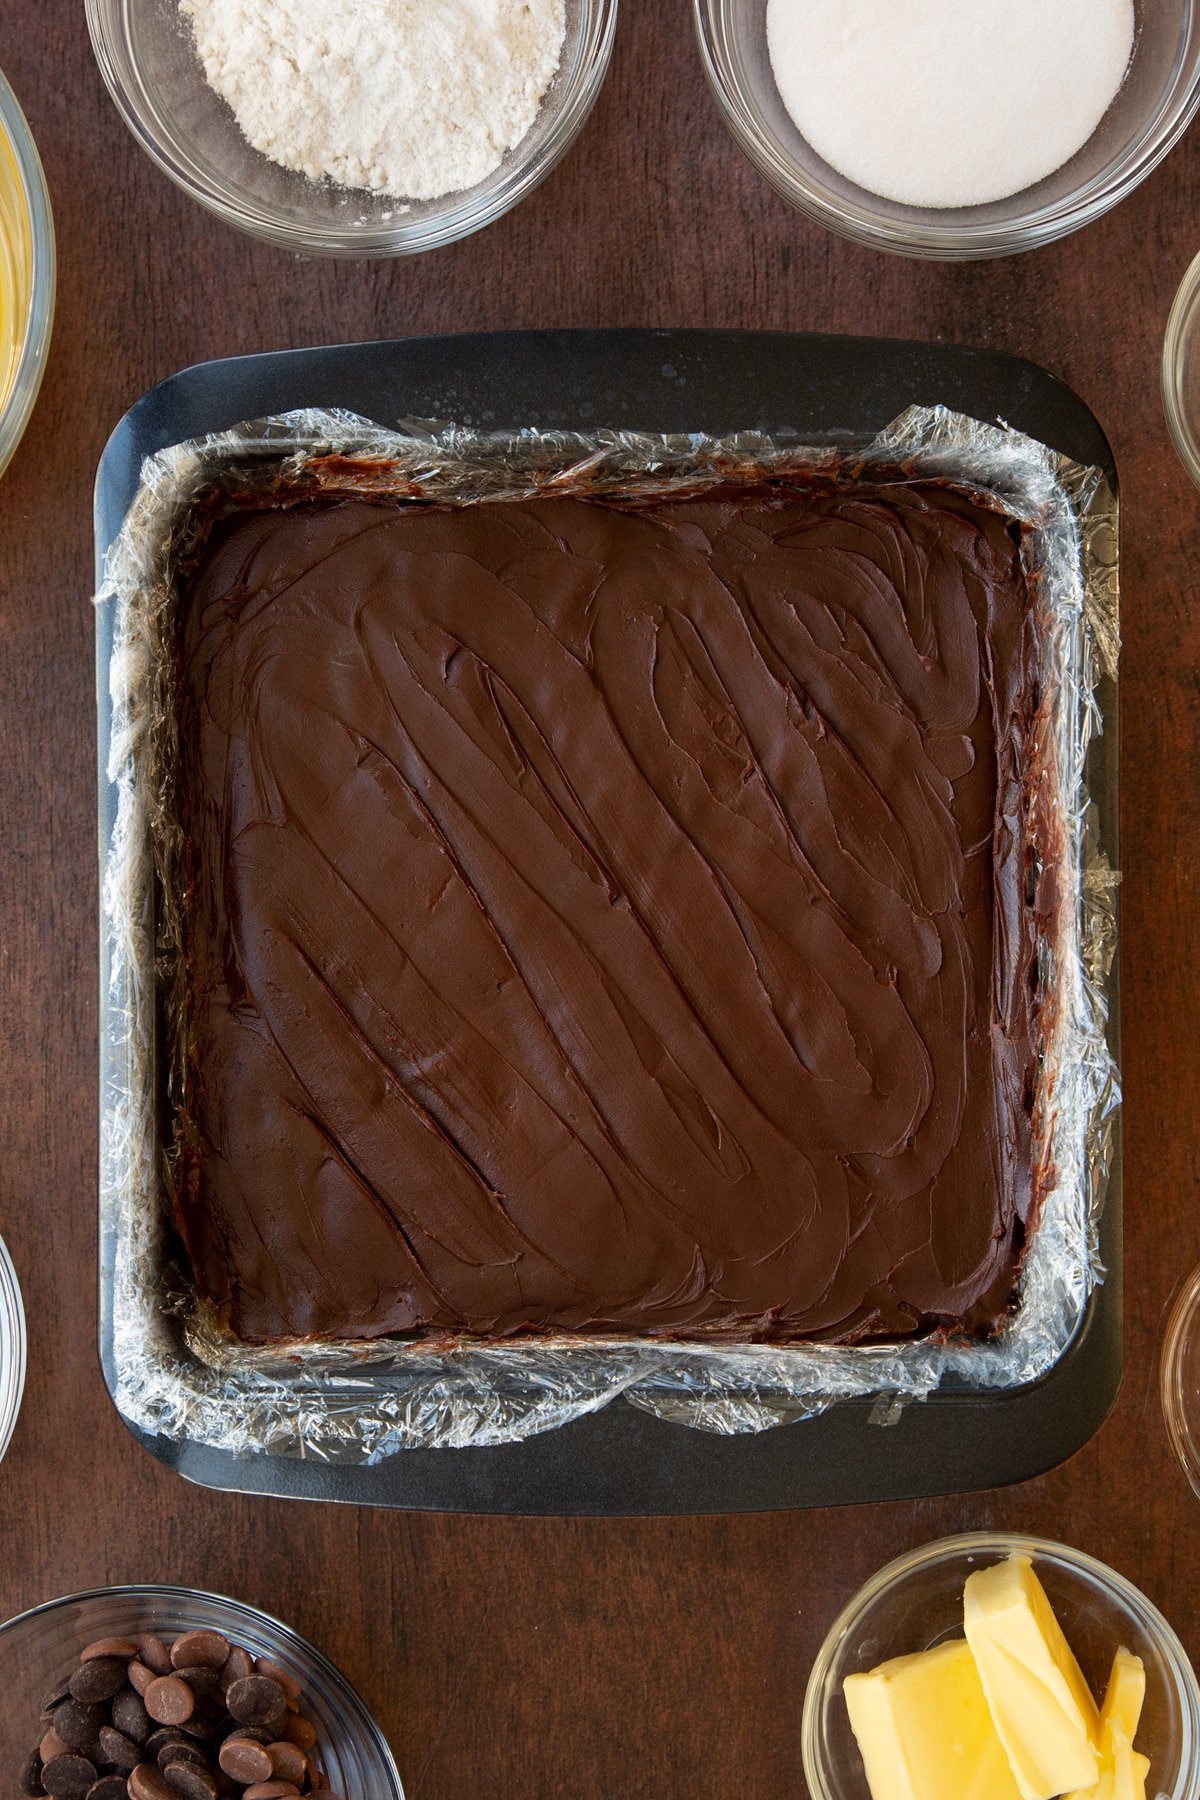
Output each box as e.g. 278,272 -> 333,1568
1160,1260 -> 1200,1486
801,1530 -> 1200,1800
83,0 -> 619,257
0,1229 -> 25,1464
0,1582 -> 405,1794
0,63 -> 55,475
692,0 -> 1200,261
1162,251 -> 1200,488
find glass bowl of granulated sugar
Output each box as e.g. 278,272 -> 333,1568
696,0 -> 1200,259
86,0 -> 618,254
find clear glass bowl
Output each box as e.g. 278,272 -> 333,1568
0,66 -> 54,477
694,0 -> 1200,260
85,0 -> 618,256
802,1533 -> 1200,1800
0,1230 -> 25,1463
0,1586 -> 405,1796
1163,256 -> 1200,487
1161,1262 -> 1200,1495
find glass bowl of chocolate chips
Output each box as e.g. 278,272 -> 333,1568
1,1586 -> 404,1800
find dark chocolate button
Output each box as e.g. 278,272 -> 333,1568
70,1659 -> 130,1705
52,1701 -> 106,1754
217,1648 -> 252,1695
143,1731 -> 189,1760
40,1755 -> 97,1800
144,1679 -> 194,1727
177,1709 -> 222,1744
224,1676 -> 286,1729
172,1666 -> 219,1700
20,1748 -> 47,1796
169,1633 -> 229,1673
40,1677 -> 72,1714
162,1761 -> 218,1800
86,1782 -> 131,1800
156,1742 -> 206,1775
98,1726 -> 142,1772
111,1689 -> 152,1745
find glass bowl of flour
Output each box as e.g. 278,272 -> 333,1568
695,0 -> 1200,258
86,0 -> 618,255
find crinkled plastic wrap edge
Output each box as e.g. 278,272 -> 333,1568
96,405 -> 1120,1456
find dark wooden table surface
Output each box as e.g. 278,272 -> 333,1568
0,5 -> 1196,1795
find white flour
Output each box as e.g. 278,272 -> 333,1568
179,0 -> 567,201
766,0 -> 1136,209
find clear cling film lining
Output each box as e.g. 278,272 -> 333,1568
96,405 -> 1120,1458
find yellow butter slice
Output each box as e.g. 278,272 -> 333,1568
843,1637 -> 1024,1800
1065,1649 -> 1150,1800
1083,1725 -> 1149,1800
1099,1648 -> 1147,1742
963,1555 -> 1101,1799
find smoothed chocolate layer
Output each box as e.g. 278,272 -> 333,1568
175,480 -> 1038,1344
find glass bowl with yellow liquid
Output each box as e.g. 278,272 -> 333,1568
0,67 -> 54,479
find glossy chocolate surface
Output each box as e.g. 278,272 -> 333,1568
175,481 -> 1037,1344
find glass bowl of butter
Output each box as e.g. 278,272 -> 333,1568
802,1533 -> 1200,1800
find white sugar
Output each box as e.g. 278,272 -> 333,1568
765,0 -> 1136,210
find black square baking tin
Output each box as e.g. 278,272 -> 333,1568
95,329 -> 1121,1514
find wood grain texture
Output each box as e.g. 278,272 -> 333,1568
0,4 -> 1196,1795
